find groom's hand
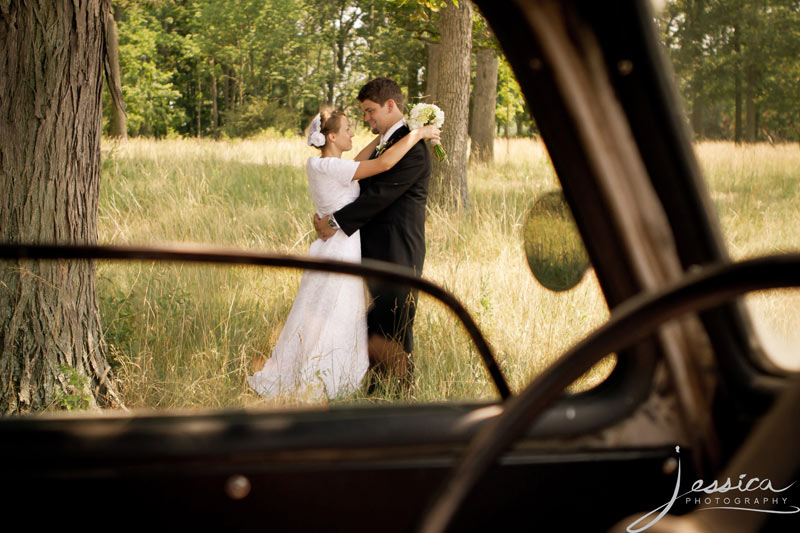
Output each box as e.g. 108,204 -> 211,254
313,213 -> 337,241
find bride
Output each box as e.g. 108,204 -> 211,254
248,109 -> 439,400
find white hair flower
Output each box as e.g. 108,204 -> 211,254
308,132 -> 325,147
307,114 -> 326,147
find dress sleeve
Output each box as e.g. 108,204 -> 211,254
327,158 -> 359,185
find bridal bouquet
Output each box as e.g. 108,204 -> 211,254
408,103 -> 446,161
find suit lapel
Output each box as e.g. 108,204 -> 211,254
370,126 -> 410,160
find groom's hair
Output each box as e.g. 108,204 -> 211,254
358,77 -> 404,109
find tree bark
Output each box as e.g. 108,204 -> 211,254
0,0 -> 119,413
367,1 -> 375,78
238,60 -> 245,106
733,22 -> 743,144
745,67 -> 757,142
470,48 -> 498,164
505,102 -> 510,139
690,79 -> 704,139
222,65 -> 231,111
407,59 -> 421,105
104,6 -> 126,139
425,42 -> 441,103
210,58 -> 219,139
196,71 -> 202,138
430,0 -> 472,211
688,0 -> 705,139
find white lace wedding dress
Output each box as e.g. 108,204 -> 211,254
247,157 -> 369,400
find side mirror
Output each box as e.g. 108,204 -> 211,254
523,191 -> 590,292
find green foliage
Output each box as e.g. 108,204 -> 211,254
471,3 -> 497,51
54,365 -> 91,410
221,96 -> 298,137
495,55 -> 533,136
104,0 -> 794,141
106,0 -> 532,138
112,3 -> 186,137
394,0 -> 458,20
355,1 -> 434,106
659,0 -> 800,142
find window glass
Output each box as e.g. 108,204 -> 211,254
1,4 -> 623,416
89,132 -> 615,412
657,2 -> 800,371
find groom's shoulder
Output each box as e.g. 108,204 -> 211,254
392,124 -> 411,141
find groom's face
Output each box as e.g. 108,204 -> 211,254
360,99 -> 390,135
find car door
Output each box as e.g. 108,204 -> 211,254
1,1 -> 798,532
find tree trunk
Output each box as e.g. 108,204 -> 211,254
326,57 -> 335,106
688,0 -> 704,139
222,65 -> 231,110
104,6 -> 126,139
210,58 -> 219,139
690,80 -> 704,139
430,0 -> 472,211
745,67 -> 757,142
367,1 -> 375,78
238,60 -> 245,105
0,0 -> 119,414
425,43 -> 441,103
196,71 -> 202,138
733,23 -> 743,144
470,48 -> 498,164
407,59 -> 420,105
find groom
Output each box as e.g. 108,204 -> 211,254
314,77 -> 432,389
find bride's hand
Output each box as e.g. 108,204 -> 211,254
417,125 -> 440,143
313,213 -> 336,241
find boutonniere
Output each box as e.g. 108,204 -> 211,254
375,141 -> 388,156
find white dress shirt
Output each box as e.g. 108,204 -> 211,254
379,118 -> 407,148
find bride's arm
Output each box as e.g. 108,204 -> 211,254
354,135 -> 381,161
352,126 -> 440,181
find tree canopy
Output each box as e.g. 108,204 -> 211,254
105,0 -> 531,139
659,0 -> 800,142
105,0 -> 797,143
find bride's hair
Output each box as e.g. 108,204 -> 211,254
311,108 -> 345,149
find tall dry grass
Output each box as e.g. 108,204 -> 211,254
96,137 -> 799,410
697,141 -> 800,371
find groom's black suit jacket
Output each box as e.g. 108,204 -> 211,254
334,125 -> 431,275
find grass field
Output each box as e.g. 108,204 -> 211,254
97,137 -> 800,409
